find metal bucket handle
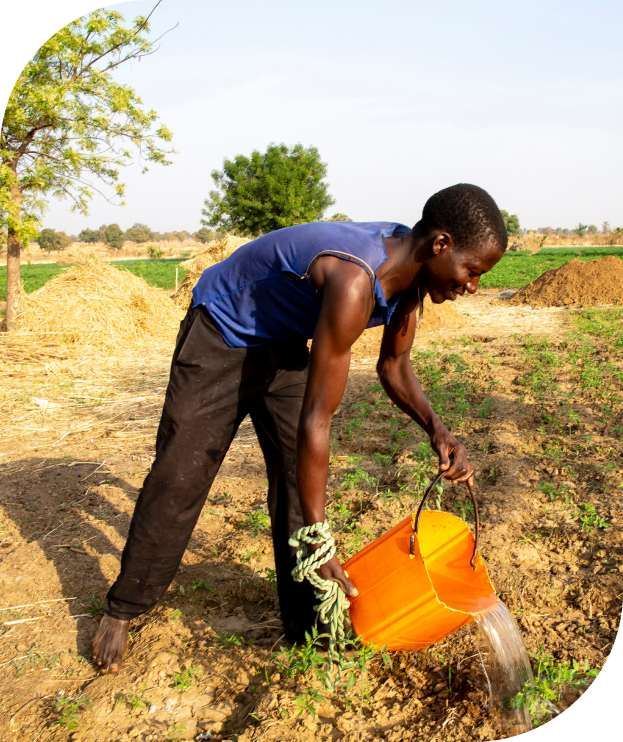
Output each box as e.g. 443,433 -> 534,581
410,471 -> 480,571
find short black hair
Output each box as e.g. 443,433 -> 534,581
413,183 -> 508,252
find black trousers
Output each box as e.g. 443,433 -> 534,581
104,305 -> 317,641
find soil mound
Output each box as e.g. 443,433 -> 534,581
508,256 -> 623,308
173,234 -> 250,309
16,259 -> 183,346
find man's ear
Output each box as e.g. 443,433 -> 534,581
431,232 -> 452,256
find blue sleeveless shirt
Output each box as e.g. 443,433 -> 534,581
192,221 -> 411,347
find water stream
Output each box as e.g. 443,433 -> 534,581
474,600 -> 534,736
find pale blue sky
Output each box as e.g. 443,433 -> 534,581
3,0 -> 623,234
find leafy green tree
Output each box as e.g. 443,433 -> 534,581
194,227 -> 215,244
102,223 -> 124,250
573,223 -> 588,236
202,143 -> 335,237
0,4 -> 173,330
78,228 -> 101,244
125,222 -> 153,243
587,224 -> 598,235
37,228 -> 72,251
325,213 -> 352,222
500,210 -> 521,237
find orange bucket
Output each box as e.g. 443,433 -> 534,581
344,473 -> 498,650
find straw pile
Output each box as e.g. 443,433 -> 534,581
173,234 -> 250,309
15,258 -> 184,347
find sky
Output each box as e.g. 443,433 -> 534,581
2,0 -> 623,235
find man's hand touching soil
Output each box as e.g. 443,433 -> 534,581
430,427 -> 475,485
92,614 -> 130,673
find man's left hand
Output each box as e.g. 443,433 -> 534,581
430,427 -> 475,485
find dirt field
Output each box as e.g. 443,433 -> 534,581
1,289 -> 621,741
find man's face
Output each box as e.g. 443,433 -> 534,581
423,234 -> 504,304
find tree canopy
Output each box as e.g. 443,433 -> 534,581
37,227 -> 72,251
125,222 -> 154,243
500,210 -> 521,237
1,3 -> 173,329
201,143 -> 335,237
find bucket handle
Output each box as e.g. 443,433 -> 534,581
410,471 -> 480,571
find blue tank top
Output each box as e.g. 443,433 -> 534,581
192,221 -> 411,347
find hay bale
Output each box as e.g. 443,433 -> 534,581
15,258 -> 184,346
173,234 -> 250,309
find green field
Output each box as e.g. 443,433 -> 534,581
0,258 -> 188,302
2,248 -> 623,302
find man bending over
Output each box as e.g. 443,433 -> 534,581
93,183 -> 507,672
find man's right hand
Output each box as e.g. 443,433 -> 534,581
317,553 -> 359,598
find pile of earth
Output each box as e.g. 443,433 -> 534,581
508,255 -> 623,308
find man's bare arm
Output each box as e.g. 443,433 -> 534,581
296,257 -> 374,596
377,297 -> 474,484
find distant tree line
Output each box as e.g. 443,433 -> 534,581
30,223 -> 224,251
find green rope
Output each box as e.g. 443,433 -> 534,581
289,522 -> 351,689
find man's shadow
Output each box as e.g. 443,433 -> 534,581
0,455 -> 279,660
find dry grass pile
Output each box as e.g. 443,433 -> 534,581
173,234 -> 250,308
508,255 -> 623,308
15,258 -> 183,346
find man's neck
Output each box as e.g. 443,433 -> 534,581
379,231 -> 426,299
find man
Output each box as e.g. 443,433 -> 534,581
92,183 -> 507,673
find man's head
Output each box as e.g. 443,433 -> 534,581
411,184 -> 507,303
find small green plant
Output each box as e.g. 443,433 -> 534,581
512,650 -> 599,726
271,626 -> 327,680
454,499 -> 475,522
167,722 -> 187,740
239,506 -> 270,536
170,609 -> 182,622
190,579 -> 212,592
294,686 -> 325,718
116,685 -> 149,711
54,693 -> 91,730
146,244 -> 163,259
535,482 -> 573,502
572,503 -> 609,532
216,631 -> 245,648
259,567 -> 277,588
87,593 -> 104,618
173,664 -> 202,692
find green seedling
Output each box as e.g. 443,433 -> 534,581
259,567 -> 277,588
294,686 -> 325,719
572,503 -> 609,532
513,650 -> 599,727
190,579 -> 212,592
170,609 -> 182,622
116,686 -> 149,711
271,626 -> 327,680
454,499 -> 475,523
216,631 -> 244,648
54,693 -> 91,730
239,506 -> 270,536
173,664 -> 202,692
535,482 -> 573,502
87,593 -> 104,618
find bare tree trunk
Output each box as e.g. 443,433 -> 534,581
4,226 -> 21,332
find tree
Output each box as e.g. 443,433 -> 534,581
194,227 -> 215,244
325,213 -> 352,222
201,143 -> 335,237
37,227 -> 72,251
587,224 -> 598,235
78,228 -> 101,244
573,223 -> 588,236
102,223 -> 124,249
125,222 -> 153,243
500,210 -> 521,237
602,221 -> 610,234
0,4 -> 173,330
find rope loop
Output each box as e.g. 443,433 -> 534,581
289,522 -> 351,689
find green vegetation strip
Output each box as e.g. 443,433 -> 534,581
479,246 -> 623,289
0,258 -> 188,301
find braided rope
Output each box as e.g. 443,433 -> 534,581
289,522 -> 351,689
